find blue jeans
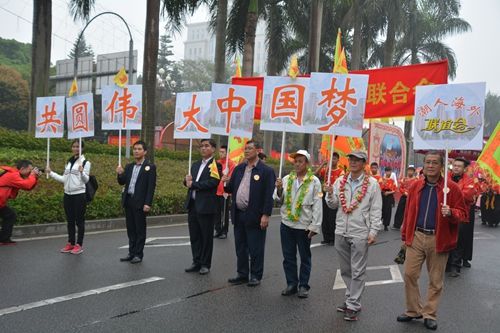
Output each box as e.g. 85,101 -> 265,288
280,223 -> 312,289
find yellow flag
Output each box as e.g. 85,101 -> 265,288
234,56 -> 242,78
114,67 -> 128,88
209,159 -> 220,180
333,28 -> 348,74
288,54 -> 299,78
68,78 -> 78,97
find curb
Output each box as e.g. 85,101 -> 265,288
13,208 -> 281,238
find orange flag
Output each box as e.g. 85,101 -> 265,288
68,78 -> 78,97
234,56 -> 242,78
288,54 -> 299,78
478,122 -> 500,186
333,28 -> 348,74
114,67 -> 128,88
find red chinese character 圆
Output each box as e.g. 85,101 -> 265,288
177,94 -> 208,133
216,87 -> 246,134
317,77 -> 357,131
105,87 -> 139,128
37,101 -> 62,133
271,84 -> 305,126
71,101 -> 89,132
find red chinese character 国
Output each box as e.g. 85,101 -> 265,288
105,87 -> 139,128
270,84 -> 305,126
216,87 -> 246,134
37,101 -> 62,133
177,94 -> 208,133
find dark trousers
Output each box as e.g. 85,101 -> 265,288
449,205 -> 475,268
234,210 -> 266,280
393,195 -> 407,229
280,223 -> 312,289
0,206 -> 16,242
321,196 -> 337,242
125,198 -> 147,259
214,196 -> 230,236
63,193 -> 87,245
188,208 -> 215,268
382,193 -> 394,227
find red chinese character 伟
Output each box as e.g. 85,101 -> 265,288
105,87 -> 139,128
177,94 -> 208,133
216,88 -> 246,134
271,84 -> 305,126
37,101 -> 62,133
317,77 -> 357,131
71,101 -> 89,132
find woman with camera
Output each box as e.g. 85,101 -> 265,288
46,139 -> 90,254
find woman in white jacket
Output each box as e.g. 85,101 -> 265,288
46,140 -> 90,254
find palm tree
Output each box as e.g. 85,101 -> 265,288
210,0 -> 228,83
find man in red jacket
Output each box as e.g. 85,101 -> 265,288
397,151 -> 467,331
0,160 -> 40,244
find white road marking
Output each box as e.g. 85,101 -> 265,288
333,265 -> 403,290
473,231 -> 496,240
0,277 -> 165,317
310,243 -> 326,248
119,236 -> 191,249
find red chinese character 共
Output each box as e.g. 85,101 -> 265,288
37,101 -> 62,133
71,101 -> 89,132
317,77 -> 357,131
105,87 -> 139,128
177,94 -> 208,133
270,84 -> 305,126
216,87 -> 246,134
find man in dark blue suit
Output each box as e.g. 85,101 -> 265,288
184,138 -> 222,275
117,141 -> 157,264
222,140 -> 276,286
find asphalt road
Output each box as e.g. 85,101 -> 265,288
1,216 -> 499,333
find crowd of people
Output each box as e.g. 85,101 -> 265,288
1,138 -> 499,330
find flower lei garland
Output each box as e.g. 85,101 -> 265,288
285,168 -> 314,222
339,173 -> 370,214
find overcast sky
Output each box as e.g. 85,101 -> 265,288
0,0 -> 498,95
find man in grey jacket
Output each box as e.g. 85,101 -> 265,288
325,150 -> 382,321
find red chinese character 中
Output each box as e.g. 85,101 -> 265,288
105,87 -> 139,128
317,77 -> 357,131
177,94 -> 208,133
216,87 -> 246,134
71,101 -> 89,131
37,101 -> 62,133
270,84 -> 305,126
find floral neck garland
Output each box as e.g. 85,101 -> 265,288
285,168 -> 314,222
339,173 -> 370,214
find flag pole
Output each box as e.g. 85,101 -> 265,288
118,130 -> 122,167
79,136 -> 82,163
279,130 -> 286,178
188,138 -> 193,176
46,138 -> 50,179
443,149 -> 449,206
327,134 -> 335,186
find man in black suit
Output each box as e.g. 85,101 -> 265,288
184,138 -> 222,275
221,140 -> 276,286
117,141 -> 157,264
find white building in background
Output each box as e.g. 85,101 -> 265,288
183,20 -> 268,76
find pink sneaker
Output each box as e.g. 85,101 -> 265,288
70,244 -> 83,254
60,243 -> 74,253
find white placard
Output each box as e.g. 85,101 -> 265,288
101,85 -> 142,130
66,93 -> 95,139
35,96 -> 65,138
174,92 -> 212,139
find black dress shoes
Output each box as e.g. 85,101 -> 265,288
199,267 -> 210,275
424,318 -> 438,330
228,276 -> 248,285
297,286 -> 309,298
185,264 -> 201,273
281,285 -> 298,296
130,256 -> 142,264
462,260 -> 471,268
218,234 -> 227,239
397,314 -> 423,322
120,255 -> 133,262
247,278 -> 261,287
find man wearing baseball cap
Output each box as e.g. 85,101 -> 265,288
275,150 -> 322,298
325,150 -> 382,321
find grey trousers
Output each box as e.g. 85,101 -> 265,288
335,234 -> 369,311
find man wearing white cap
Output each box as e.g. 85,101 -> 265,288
325,150 -> 382,321
275,150 -> 322,298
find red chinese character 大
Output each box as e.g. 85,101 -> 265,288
451,97 -> 465,110
270,84 -> 305,126
418,104 -> 433,117
105,87 -> 139,128
37,101 -> 62,133
177,94 -> 208,133
317,77 -> 357,131
216,88 -> 246,134
71,101 -> 89,131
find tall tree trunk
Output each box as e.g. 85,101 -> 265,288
351,0 -> 362,70
383,19 -> 396,67
242,0 -> 258,77
142,0 -> 160,162
214,0 -> 227,83
30,0 -> 52,134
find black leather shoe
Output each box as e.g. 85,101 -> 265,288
218,234 -> 227,239
424,318 -> 438,330
120,255 -> 133,262
320,240 -> 329,244
462,260 -> 471,268
448,269 -> 460,277
130,256 -> 142,264
228,276 -> 248,284
297,286 -> 309,298
397,314 -> 423,322
247,278 -> 261,287
199,267 -> 210,275
213,233 -> 221,238
281,285 -> 297,296
185,264 -> 201,273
